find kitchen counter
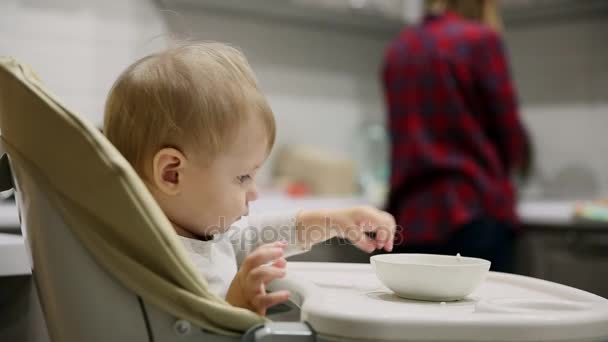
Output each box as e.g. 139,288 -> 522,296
250,193 -> 608,230
516,200 -> 608,230
0,197 -> 605,232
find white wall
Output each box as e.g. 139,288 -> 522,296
0,0 -> 168,126
506,17 -> 607,105
520,105 -> 608,198
505,15 -> 608,198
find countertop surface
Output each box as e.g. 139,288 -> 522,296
0,196 -> 606,230
0,195 -> 606,277
250,193 -> 608,230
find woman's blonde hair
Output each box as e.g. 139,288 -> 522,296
425,0 -> 503,33
103,42 -> 276,177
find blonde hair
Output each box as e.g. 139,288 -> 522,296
425,0 -> 503,33
103,42 -> 276,178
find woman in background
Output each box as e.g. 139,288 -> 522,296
382,0 -> 530,272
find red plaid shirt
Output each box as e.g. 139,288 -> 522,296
383,12 -> 528,245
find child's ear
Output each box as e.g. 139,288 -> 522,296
151,148 -> 187,196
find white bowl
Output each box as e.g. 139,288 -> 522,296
370,254 -> 491,301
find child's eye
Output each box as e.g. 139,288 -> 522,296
237,174 -> 252,184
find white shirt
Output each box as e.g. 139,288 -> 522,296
179,211 -> 308,299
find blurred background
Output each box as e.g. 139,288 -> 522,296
0,0 -> 607,339
1,0 -> 607,198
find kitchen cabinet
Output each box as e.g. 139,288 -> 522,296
158,0 -> 608,34
158,0 -> 416,37
516,222 -> 608,299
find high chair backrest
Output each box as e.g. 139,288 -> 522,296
6,152 -> 168,341
0,57 -> 264,341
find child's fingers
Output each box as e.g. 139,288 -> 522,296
269,240 -> 289,248
248,265 -> 286,286
358,208 -> 395,251
353,236 -> 377,253
385,237 -> 394,252
241,246 -> 285,274
381,212 -> 396,251
383,212 -> 396,251
373,225 -> 390,250
252,290 -> 291,316
272,257 -> 287,269
344,227 -> 376,253
256,241 -> 288,254
372,213 -> 395,251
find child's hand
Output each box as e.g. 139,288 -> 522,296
297,206 -> 396,253
225,241 -> 290,316
331,206 -> 396,253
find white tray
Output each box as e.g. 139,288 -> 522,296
272,262 -> 608,341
